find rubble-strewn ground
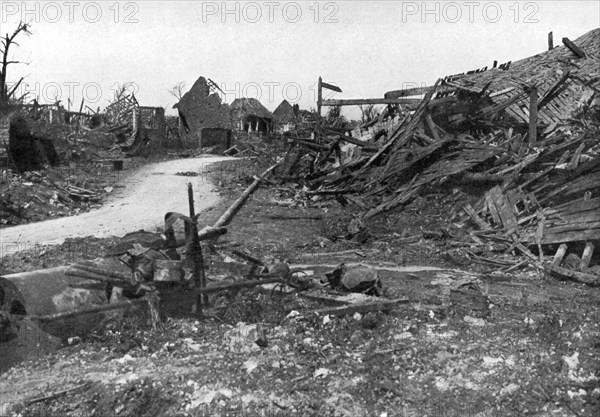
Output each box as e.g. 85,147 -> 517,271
1,120 -> 129,226
1,157 -> 598,417
1,116 -> 195,227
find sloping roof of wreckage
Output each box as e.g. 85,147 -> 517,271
273,99 -> 298,124
397,28 -> 600,130
280,29 -> 600,274
230,98 -> 274,121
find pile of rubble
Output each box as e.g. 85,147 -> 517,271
0,83 -> 177,225
280,29 -> 600,285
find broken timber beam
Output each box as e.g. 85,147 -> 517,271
213,162 -> 281,228
321,98 -> 421,107
464,204 -> 491,230
30,296 -> 151,321
193,277 -> 285,295
384,86 -> 434,98
311,299 -> 408,316
188,183 -> 206,302
538,71 -> 570,110
70,264 -> 132,281
562,37 -> 586,58
324,128 -> 380,149
545,264 -> 600,286
528,86 -> 538,143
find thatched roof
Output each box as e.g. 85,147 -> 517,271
230,98 -> 273,121
273,100 -> 297,124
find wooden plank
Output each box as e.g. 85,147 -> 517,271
535,211 -> 546,262
324,129 -> 380,150
464,204 -> 491,230
544,221 -> 600,235
542,229 -> 600,245
312,299 -> 409,316
488,186 -> 518,230
538,71 -> 571,110
322,98 -> 421,107
321,81 -> 342,93
545,264 -> 599,286
528,86 -> 538,143
562,37 -> 586,58
567,143 -> 585,170
385,86 -> 434,98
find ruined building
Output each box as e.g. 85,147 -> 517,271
273,99 -> 299,133
173,77 -> 232,148
230,98 -> 274,135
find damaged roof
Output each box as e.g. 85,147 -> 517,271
230,98 -> 274,121
436,28 -> 600,127
174,76 -> 232,132
273,99 -> 298,124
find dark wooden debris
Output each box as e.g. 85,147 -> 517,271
277,29 -> 600,284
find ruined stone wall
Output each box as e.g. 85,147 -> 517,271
175,77 -> 232,137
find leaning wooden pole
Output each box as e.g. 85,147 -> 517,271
213,162 -> 281,228
188,183 -> 207,310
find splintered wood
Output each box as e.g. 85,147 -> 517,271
279,29 -> 599,280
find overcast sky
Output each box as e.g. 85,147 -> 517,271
1,1 -> 598,118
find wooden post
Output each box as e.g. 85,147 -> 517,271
580,242 -> 594,270
188,183 -> 206,311
75,98 -> 85,132
528,86 -> 538,144
317,76 -> 323,118
552,244 -> 568,267
548,31 -> 553,50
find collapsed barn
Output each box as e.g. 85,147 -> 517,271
281,28 -> 600,285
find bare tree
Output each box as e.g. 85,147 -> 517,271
169,81 -> 186,101
359,104 -> 379,124
326,105 -> 347,128
0,22 -> 31,109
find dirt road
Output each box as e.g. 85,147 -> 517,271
0,156 -> 231,254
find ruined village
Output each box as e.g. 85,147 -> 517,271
0,4 -> 599,417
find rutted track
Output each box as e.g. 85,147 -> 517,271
0,156 -> 232,254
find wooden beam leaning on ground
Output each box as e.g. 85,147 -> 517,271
213,162 -> 281,228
